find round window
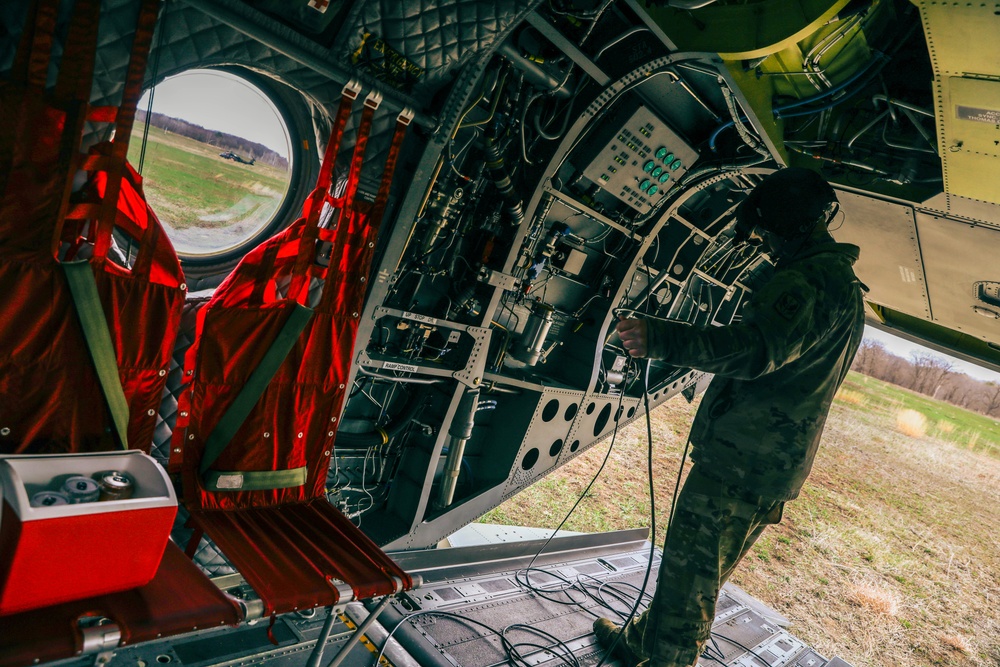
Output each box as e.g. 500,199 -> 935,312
128,69 -> 294,259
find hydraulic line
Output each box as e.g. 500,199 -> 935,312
709,50 -> 891,151
484,136 -> 526,227
497,41 -> 572,98
336,388 -> 425,448
436,388 -> 480,508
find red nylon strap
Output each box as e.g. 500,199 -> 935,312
9,0 -> 37,86
248,242 -> 283,306
17,0 -> 58,90
52,0 -> 102,107
87,106 -> 118,123
371,110 -> 412,218
130,212 -> 160,278
315,109 -> 410,313
46,0 -> 104,252
64,202 -> 101,220
92,0 -> 160,263
316,109 -> 409,311
342,95 -> 379,212
316,89 -> 359,195
78,153 -> 111,172
286,89 -> 356,304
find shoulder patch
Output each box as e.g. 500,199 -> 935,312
773,292 -> 803,320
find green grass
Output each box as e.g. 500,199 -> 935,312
480,373 -> 1000,666
839,371 -> 1000,458
126,126 -> 290,253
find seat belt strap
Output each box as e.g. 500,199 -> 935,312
198,303 -> 314,476
61,259 -> 129,449
202,466 -> 308,492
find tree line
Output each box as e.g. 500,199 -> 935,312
852,339 -> 1000,417
136,110 -> 289,170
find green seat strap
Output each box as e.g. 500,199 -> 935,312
203,466 -> 308,492
62,260 -> 129,450
199,303 -> 314,477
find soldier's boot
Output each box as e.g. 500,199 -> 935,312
593,618 -> 645,667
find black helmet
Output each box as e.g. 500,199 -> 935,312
735,168 -> 838,244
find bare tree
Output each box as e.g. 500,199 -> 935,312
938,373 -> 979,410
852,339 -> 887,376
909,351 -> 953,396
980,382 -> 1000,417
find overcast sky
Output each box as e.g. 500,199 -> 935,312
137,69 -> 290,158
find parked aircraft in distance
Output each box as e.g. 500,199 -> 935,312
218,150 -> 256,165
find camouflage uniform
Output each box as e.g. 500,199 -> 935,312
623,230 -> 865,666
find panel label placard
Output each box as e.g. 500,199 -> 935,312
402,311 -> 438,326
956,105 -> 1000,124
383,361 -> 419,373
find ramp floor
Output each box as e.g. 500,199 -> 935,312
87,529 -> 851,667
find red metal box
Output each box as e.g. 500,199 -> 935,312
0,451 -> 178,615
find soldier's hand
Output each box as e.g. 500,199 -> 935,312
616,317 -> 648,358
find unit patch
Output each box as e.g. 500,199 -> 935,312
352,33 -> 423,92
774,292 -> 802,321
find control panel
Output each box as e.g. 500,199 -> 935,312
576,104 -> 699,214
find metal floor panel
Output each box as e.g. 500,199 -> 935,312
382,529 -> 850,667
87,530 -> 849,667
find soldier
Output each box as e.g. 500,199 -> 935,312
595,168 -> 866,667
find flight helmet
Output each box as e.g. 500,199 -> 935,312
735,167 -> 839,245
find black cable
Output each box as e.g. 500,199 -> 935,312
709,631 -> 776,667
513,567 -> 591,607
372,610 -> 506,667
502,624 -> 581,667
523,385 -> 630,573
137,2 -> 167,175
575,573 -> 652,623
593,360 -> 663,667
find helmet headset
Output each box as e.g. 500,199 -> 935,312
734,168 -> 839,249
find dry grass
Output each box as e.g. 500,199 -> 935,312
896,408 -> 928,438
847,580 -> 900,616
836,388 -> 865,405
482,373 -> 1000,667
942,634 -> 971,654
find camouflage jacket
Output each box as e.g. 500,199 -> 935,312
647,233 -> 865,500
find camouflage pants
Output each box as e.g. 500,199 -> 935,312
621,464 -> 784,667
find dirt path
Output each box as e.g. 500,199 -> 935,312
482,376 -> 1000,666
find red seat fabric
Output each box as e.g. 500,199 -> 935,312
191,499 -> 407,613
0,542 -> 242,667
173,89 -> 412,616
0,0 -> 184,455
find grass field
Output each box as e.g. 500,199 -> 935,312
127,126 -> 290,254
481,371 -> 1000,666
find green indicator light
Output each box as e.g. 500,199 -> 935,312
648,184 -> 659,195
639,179 -> 651,192
662,152 -> 674,164
651,166 -> 663,178
644,160 -> 656,173
655,146 -> 668,160
670,158 -> 682,170
658,172 -> 670,183
600,174 -> 610,181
